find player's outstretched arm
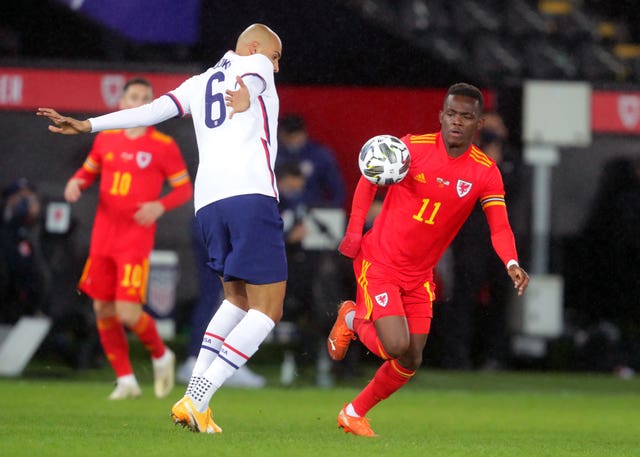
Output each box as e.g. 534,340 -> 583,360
37,108 -> 91,135
507,265 -> 529,296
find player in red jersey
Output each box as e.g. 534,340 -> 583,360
65,77 -> 193,400
328,82 -> 529,436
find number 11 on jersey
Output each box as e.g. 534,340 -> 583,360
412,198 -> 441,225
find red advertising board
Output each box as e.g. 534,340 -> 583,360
0,66 -> 499,196
0,68 -> 187,112
591,90 -> 640,134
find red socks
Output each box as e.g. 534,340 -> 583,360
97,316 -> 132,377
130,312 -> 166,359
97,312 -> 165,378
352,359 -> 415,416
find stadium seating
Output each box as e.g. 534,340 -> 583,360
344,0 -> 640,85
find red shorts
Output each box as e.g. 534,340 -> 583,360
78,254 -> 150,303
353,252 -> 435,334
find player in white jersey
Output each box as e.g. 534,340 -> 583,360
168,48 -> 280,210
38,24 -> 285,434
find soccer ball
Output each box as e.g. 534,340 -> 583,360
358,134 -> 411,185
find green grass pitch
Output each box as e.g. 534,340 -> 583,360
1,369 -> 639,457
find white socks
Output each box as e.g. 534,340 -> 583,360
345,310 -> 355,331
117,373 -> 139,387
186,300 -> 247,397
192,300 -> 247,377
192,309 -> 274,412
345,403 -> 360,417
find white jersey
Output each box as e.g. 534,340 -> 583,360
169,51 -> 280,211
89,50 -> 279,213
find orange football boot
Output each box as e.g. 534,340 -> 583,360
327,300 -> 356,361
337,405 -> 377,437
171,396 -> 222,434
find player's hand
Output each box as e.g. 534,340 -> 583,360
64,178 -> 85,202
338,232 -> 362,259
508,264 -> 529,296
287,223 -> 308,244
134,201 -> 165,226
36,108 -> 92,135
225,76 -> 250,119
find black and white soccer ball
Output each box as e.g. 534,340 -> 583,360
358,134 -> 411,185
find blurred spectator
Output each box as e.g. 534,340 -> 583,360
177,217 -> 266,388
431,111 -> 519,370
0,178 -> 101,368
276,161 -> 320,322
276,113 -> 346,208
276,113 -> 350,356
0,178 -> 46,323
276,154 -> 355,382
278,161 -> 309,247
275,163 -> 316,363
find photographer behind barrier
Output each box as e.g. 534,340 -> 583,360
0,178 -> 45,323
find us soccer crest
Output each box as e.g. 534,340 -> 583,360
375,292 -> 389,307
456,179 -> 472,197
136,151 -> 152,169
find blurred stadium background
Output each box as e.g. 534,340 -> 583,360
1,0 -> 639,377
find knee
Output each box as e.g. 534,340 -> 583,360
93,300 -> 115,319
398,351 -> 423,371
264,306 -> 282,324
225,293 -> 248,309
115,304 -> 142,328
382,337 -> 410,360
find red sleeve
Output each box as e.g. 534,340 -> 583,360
157,138 -> 193,211
71,135 -> 104,188
159,181 -> 192,211
345,176 -> 379,235
483,203 -> 518,267
72,166 -> 98,189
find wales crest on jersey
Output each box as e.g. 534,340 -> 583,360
136,151 -> 152,169
375,292 -> 389,307
456,179 -> 472,197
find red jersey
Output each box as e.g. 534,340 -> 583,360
360,132 -> 518,284
73,127 -> 191,257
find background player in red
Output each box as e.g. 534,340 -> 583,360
64,77 -> 193,399
328,82 -> 529,436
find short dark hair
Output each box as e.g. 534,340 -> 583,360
123,77 -> 152,92
2,177 -> 35,199
279,113 -> 306,134
445,82 -> 484,113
